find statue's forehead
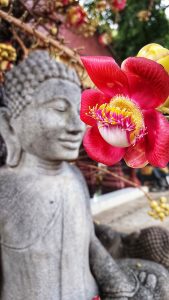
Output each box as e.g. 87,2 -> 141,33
30,78 -> 81,106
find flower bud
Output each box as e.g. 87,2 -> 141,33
137,43 -> 169,74
138,43 -> 169,113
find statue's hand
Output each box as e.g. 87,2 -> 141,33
101,271 -> 157,300
131,271 -> 157,300
90,237 -> 168,300
139,271 -> 157,291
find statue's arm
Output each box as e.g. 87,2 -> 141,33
90,229 -> 139,299
75,166 -> 159,299
74,168 -> 138,298
90,224 -> 161,300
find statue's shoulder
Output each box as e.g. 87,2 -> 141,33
67,163 -> 87,185
67,163 -> 91,205
0,166 -> 13,182
0,166 -> 18,192
0,167 -> 19,215
0,166 -> 30,193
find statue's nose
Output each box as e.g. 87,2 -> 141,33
67,111 -> 85,134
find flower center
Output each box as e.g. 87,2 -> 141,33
88,95 -> 145,147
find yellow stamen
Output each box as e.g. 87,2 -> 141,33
88,95 -> 145,146
109,96 -> 144,142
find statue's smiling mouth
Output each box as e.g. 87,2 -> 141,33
58,138 -> 81,149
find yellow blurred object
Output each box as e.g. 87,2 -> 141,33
0,43 -> 16,77
0,0 -> 9,7
148,196 -> 169,221
137,43 -> 169,74
160,196 -> 168,203
140,165 -> 153,175
0,61 -> 9,71
150,201 -> 158,209
50,26 -> 58,36
138,43 -> 169,114
137,10 -> 151,22
0,43 -> 16,63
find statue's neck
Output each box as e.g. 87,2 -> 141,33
17,152 -> 65,176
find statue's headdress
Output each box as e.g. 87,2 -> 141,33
3,50 -> 81,118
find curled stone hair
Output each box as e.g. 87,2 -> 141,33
3,50 -> 81,118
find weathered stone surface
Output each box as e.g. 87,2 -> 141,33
0,164 -> 98,300
118,259 -> 169,300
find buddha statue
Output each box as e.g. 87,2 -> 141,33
0,50 -> 169,300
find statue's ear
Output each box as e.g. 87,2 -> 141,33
0,108 -> 21,167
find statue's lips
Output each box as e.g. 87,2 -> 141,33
58,138 -> 81,150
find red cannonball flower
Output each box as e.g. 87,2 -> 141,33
67,6 -> 86,26
112,0 -> 126,11
80,56 -> 169,168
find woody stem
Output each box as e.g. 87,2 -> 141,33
0,9 -> 83,68
78,162 -> 153,202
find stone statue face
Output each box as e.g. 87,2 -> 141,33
10,78 -> 85,162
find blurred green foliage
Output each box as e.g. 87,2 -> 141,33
84,0 -> 169,61
114,0 -> 169,61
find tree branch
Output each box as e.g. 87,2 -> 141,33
0,9 -> 83,68
78,162 -> 153,203
11,27 -> 29,58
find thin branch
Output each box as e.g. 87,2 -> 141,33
11,27 -> 29,58
148,0 -> 154,11
78,162 -> 153,202
32,0 -> 41,10
19,0 -> 34,18
0,9 -> 83,68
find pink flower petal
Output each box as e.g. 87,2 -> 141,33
83,125 -> 125,165
122,57 -> 169,109
81,56 -> 129,97
80,89 -> 110,126
124,139 -> 148,168
144,110 -> 169,167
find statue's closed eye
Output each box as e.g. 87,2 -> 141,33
47,99 -> 69,112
